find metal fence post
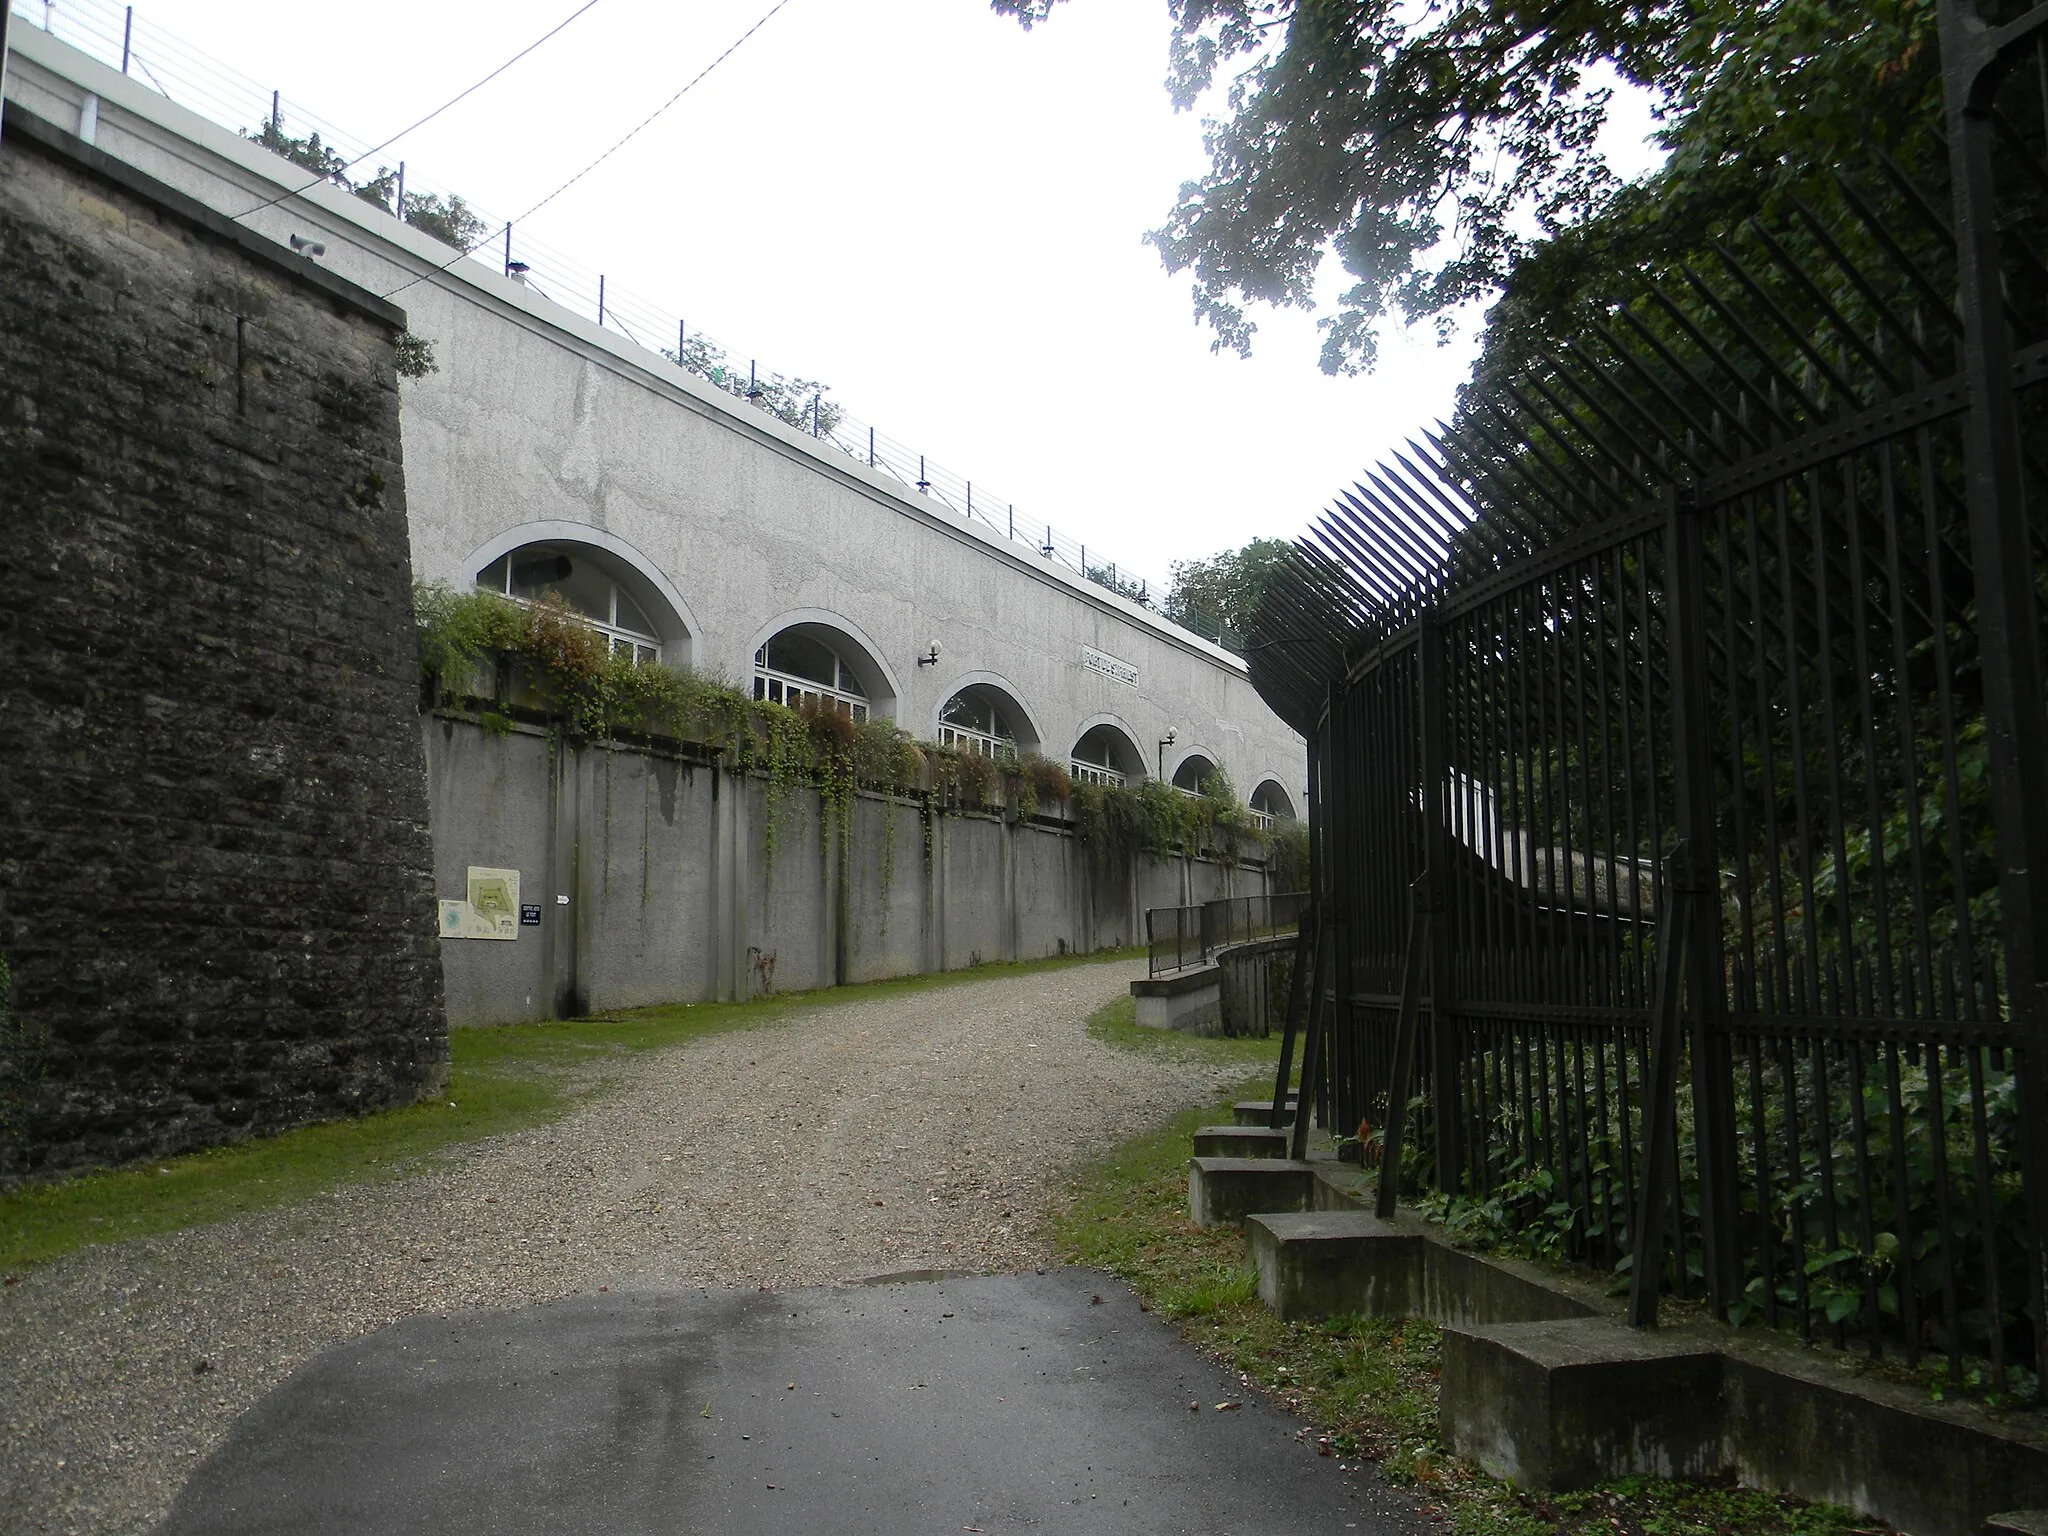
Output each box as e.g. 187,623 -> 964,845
1629,844 -> 1694,1327
1666,484 -> 1739,1315
1939,0 -> 2048,1383
1418,620 -> 1460,1192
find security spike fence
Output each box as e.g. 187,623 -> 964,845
1249,0 -> 2048,1399
5,0 -> 1243,651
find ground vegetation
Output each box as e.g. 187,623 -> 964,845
1044,1041 -> 1887,1535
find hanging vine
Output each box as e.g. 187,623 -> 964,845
411,581 -> 1282,902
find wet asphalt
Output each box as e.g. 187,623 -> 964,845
153,1267 -> 1426,1536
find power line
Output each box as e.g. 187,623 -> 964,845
381,0 -> 796,300
232,0 -> 603,224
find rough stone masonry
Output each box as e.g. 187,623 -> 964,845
0,105 -> 445,1186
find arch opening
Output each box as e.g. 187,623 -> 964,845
938,683 -> 1040,761
1070,723 -> 1144,788
476,540 -> 686,664
1250,778 -> 1297,826
753,622 -> 892,722
1171,752 -> 1220,795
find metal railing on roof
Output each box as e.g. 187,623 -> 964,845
7,0 -> 1244,652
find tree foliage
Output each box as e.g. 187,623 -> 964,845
243,116 -> 492,251
1165,536 -> 1295,642
660,332 -> 844,437
994,1 -> 1942,374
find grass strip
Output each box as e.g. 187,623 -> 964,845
1084,992 -> 1290,1072
0,947 -> 1142,1274
1042,1082 -> 1885,1536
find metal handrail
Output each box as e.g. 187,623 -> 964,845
1146,891 -> 1307,977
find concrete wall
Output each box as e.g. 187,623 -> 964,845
0,109 -> 444,1183
3,28 -> 1308,817
425,715 -> 1269,1027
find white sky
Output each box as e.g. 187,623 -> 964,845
30,0 -> 1660,592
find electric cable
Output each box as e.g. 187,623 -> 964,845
232,0 -> 603,223
381,0 -> 795,299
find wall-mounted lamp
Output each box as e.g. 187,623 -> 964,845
289,234 -> 326,259
506,260 -> 531,285
917,640 -> 942,668
1157,726 -> 1177,782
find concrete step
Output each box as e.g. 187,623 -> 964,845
1231,1098 -> 1296,1127
1440,1319 -> 1724,1493
1246,1210 -> 1423,1321
1192,1125 -> 1291,1160
1187,1156 -> 1315,1228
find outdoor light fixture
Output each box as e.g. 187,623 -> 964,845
917,641 -> 941,668
289,234 -> 325,258
506,260 -> 530,284
1158,726 -> 1177,782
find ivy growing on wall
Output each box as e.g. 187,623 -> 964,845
412,582 -> 1288,877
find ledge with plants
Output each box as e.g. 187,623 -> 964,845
414,583 -> 1298,879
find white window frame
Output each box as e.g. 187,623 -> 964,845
753,642 -> 870,723
939,722 -> 1016,760
1069,760 -> 1125,789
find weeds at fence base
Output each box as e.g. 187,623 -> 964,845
1043,1093 -> 1888,1536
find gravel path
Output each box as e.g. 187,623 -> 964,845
1,958 -> 1252,1536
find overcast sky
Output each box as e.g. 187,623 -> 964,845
30,0 -> 1657,592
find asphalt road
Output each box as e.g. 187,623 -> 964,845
154,1268 -> 1425,1536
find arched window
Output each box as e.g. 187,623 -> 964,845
477,545 -> 662,665
1249,779 -> 1297,829
1070,724 -> 1141,788
939,688 -> 1021,761
754,630 -> 869,721
1171,753 -> 1218,796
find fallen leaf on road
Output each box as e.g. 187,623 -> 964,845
1214,1401 -> 1241,1411
699,1403 -> 711,1418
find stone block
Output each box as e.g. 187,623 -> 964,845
1131,966 -> 1223,1034
1192,1125 -> 1290,1159
1187,1156 -> 1314,1228
1247,1210 -> 1423,1321
1422,1242 -> 1598,1327
1720,1349 -> 2048,1536
1441,1319 -> 1726,1491
1987,1513 -> 2048,1535
1232,1097 -> 1295,1127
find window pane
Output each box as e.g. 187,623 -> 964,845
1074,727 -> 1117,768
475,555 -> 510,594
941,692 -> 995,734
764,631 -> 840,687
613,586 -> 655,638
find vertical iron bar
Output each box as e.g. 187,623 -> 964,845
1670,487 -> 1740,1312
1941,0 -> 2048,1385
1421,622 -> 1461,1190
1629,845 -> 1693,1327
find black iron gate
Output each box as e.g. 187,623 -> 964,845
1250,0 -> 2048,1390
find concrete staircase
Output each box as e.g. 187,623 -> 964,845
1185,1134 -> 2048,1536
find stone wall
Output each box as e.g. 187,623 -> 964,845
0,109 -> 446,1184
424,712 -> 1275,1026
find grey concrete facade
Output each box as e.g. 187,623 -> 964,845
4,28 -> 1308,819
427,714 -> 1272,1026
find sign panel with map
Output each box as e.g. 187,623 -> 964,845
437,867 -> 522,940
